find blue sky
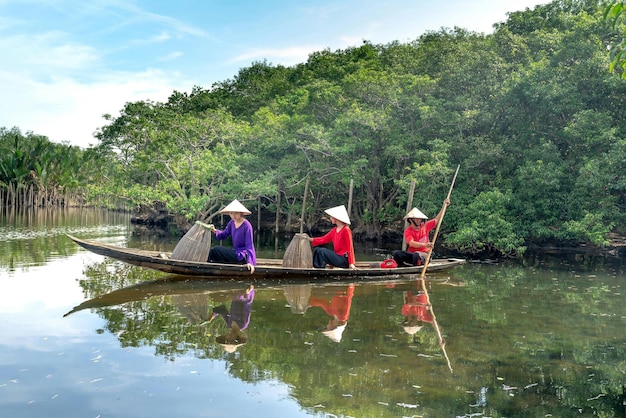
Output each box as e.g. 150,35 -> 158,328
0,0 -> 549,148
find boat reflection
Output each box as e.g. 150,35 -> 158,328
63,278 -> 260,317
65,277 -> 457,353
64,274 -> 459,413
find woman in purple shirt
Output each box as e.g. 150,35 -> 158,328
207,199 -> 257,274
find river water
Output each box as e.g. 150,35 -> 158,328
1,208 -> 625,417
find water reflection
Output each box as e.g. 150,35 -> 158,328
6,206 -> 626,417
308,284 -> 355,343
0,207 -> 131,272
208,284 -> 255,352
283,284 -> 312,314
400,283 -> 432,335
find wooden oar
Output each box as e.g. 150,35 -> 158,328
419,164 -> 460,280
418,165 -> 460,373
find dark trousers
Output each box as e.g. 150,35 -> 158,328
392,250 -> 425,267
313,247 -> 349,268
208,246 -> 245,264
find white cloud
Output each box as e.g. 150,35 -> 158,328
0,68 -> 190,148
0,31 -> 98,76
158,51 -> 183,61
230,45 -> 326,66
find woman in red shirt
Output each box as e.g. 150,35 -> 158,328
308,205 -> 357,269
393,198 -> 450,267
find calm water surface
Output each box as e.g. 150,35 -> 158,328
1,208 -> 626,418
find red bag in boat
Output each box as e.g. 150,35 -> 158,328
380,259 -> 398,269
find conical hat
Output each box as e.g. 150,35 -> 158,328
324,205 -> 350,225
403,207 -> 428,220
402,325 -> 424,335
219,343 -> 246,353
321,323 -> 346,343
220,199 -> 251,215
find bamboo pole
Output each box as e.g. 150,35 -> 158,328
418,165 -> 460,373
300,178 -> 309,233
275,181 -> 281,235
347,178 -> 354,217
402,180 -> 416,251
257,197 -> 261,248
275,181 -> 281,251
419,165 -> 460,280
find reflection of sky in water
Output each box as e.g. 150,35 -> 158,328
0,251 -> 306,417
0,254 -> 102,311
0,224 -> 127,241
1,335 -> 301,417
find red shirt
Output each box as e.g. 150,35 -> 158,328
312,226 -> 356,265
309,284 -> 355,321
404,219 -> 436,253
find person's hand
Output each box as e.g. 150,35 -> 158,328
246,263 -> 255,274
349,264 -> 357,270
444,198 -> 451,206
195,220 -> 215,231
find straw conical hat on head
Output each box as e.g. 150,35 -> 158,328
404,207 -> 428,220
220,199 -> 251,215
324,205 -> 350,225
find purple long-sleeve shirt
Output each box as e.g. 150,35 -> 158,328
214,219 -> 257,266
212,288 -> 256,330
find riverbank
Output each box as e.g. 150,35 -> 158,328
525,232 -> 626,258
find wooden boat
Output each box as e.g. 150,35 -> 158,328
66,234 -> 466,280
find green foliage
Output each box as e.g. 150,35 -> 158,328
446,189 -> 526,256
0,126 -> 92,197
563,212 -> 613,244
604,0 -> 626,78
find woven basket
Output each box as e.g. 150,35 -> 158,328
282,233 -> 313,268
171,223 -> 212,262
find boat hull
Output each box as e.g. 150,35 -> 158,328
66,234 -> 465,280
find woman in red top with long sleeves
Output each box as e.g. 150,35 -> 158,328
393,198 -> 450,267
308,205 -> 357,269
